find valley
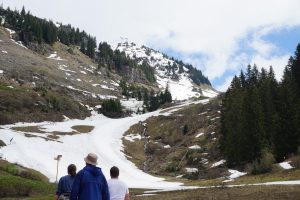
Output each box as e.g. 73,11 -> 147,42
0,4 -> 300,199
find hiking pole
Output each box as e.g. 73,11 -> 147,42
54,155 -> 62,183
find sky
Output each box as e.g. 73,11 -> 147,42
1,0 -> 300,91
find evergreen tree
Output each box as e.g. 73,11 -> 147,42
241,86 -> 265,163
86,35 -> 96,58
143,89 -> 149,109
275,62 -> 299,161
80,40 -> 86,54
291,44 -> 300,93
258,67 -> 278,148
182,124 -> 189,135
221,43 -> 300,168
148,91 -> 160,112
119,79 -> 129,99
221,75 -> 245,166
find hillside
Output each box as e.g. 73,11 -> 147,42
116,42 -> 217,100
123,98 -> 225,180
0,159 -> 55,198
0,23 -> 217,124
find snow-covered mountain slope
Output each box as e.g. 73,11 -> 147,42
116,42 -> 218,100
0,100 -> 208,189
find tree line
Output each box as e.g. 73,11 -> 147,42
0,6 -> 209,92
0,6 -> 96,58
221,44 -> 300,171
119,79 -> 172,112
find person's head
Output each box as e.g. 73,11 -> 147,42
110,166 -> 119,178
68,164 -> 76,177
84,153 -> 98,166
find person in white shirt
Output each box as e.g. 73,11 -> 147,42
107,166 -> 129,200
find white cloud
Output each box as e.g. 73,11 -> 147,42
250,39 -> 277,57
1,0 -> 300,88
250,54 -> 290,81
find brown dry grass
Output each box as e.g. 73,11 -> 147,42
12,126 -> 44,133
130,185 -> 300,200
71,125 -> 94,133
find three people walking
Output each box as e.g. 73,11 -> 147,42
57,153 -> 129,200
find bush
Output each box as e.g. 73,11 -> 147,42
145,143 -> 161,154
165,161 -> 179,173
247,149 -> 275,174
0,174 -> 54,198
101,99 -> 123,118
182,124 -> 189,135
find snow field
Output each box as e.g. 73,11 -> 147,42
0,109 -> 186,189
120,98 -> 144,113
116,42 -> 218,100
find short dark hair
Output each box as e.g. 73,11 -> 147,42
110,166 -> 119,178
68,164 -> 76,177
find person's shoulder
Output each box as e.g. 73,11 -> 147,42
74,169 -> 85,178
60,175 -> 69,181
119,180 -> 128,188
113,179 -> 128,188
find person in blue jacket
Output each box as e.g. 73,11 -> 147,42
70,153 -> 110,200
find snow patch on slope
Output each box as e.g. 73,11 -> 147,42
47,51 -> 65,61
120,98 -> 143,112
116,42 -> 217,100
279,161 -> 293,169
0,111 -> 183,189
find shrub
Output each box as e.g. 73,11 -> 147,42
0,160 -> 48,182
182,124 -> 189,135
145,143 -> 161,154
165,161 -> 179,173
0,174 -> 54,198
247,149 -> 275,174
101,99 -> 123,118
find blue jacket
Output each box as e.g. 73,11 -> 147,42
70,165 -> 110,200
56,175 -> 75,196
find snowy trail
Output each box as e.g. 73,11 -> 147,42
0,101 -> 208,189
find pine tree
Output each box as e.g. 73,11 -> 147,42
258,67 -> 278,148
80,40 -> 86,54
86,35 -> 96,58
164,85 -> 172,103
291,44 -> 300,93
275,61 -> 299,161
241,85 -> 265,164
221,76 -> 245,166
148,91 -> 160,111
143,89 -> 149,109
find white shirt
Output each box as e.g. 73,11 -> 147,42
108,178 -> 129,200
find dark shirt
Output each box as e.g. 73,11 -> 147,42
70,165 -> 110,200
56,175 -> 75,196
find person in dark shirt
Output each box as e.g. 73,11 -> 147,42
56,164 -> 77,200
